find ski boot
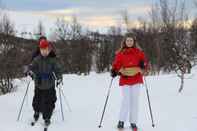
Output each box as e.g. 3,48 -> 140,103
117,121 -> 124,129
44,119 -> 51,126
31,112 -> 40,126
44,119 -> 51,131
131,123 -> 138,131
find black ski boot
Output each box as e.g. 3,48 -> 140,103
34,112 -> 40,121
44,119 -> 51,126
117,121 -> 124,129
31,112 -> 40,126
130,123 -> 138,131
44,119 -> 50,131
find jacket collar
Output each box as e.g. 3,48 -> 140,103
123,47 -> 136,54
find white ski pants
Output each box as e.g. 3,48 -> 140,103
119,84 -> 141,124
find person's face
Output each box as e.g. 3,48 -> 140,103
125,37 -> 134,48
40,48 -> 49,57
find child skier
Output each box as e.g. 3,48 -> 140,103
25,39 -> 63,127
111,34 -> 149,131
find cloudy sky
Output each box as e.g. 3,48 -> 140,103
2,0 -> 195,11
2,0 -> 154,18
1,0 -> 196,35
3,0 -> 152,11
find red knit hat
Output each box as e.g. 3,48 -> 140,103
39,39 -> 49,49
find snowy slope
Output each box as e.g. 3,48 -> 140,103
0,70 -> 197,131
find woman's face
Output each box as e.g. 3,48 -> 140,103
125,37 -> 134,48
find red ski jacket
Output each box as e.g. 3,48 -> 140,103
112,47 -> 149,86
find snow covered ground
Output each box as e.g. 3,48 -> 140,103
0,69 -> 197,131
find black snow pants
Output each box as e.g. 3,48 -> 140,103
32,87 -> 57,120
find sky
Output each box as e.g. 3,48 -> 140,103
2,0 -> 154,19
0,0 -> 196,36
2,0 -> 152,11
1,0 -> 195,11
1,0 -> 196,21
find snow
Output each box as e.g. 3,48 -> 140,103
0,69 -> 197,131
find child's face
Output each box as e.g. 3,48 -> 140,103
40,48 -> 49,57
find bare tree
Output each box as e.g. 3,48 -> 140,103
191,0 -> 197,56
69,15 -> 82,40
150,0 -> 193,92
0,12 -> 17,94
53,18 -> 69,41
190,18 -> 197,56
121,9 -> 130,32
0,14 -> 15,35
34,20 -> 45,39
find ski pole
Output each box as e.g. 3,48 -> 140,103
98,78 -> 114,128
59,86 -> 64,121
60,88 -> 72,112
17,80 -> 31,121
52,72 -> 65,121
144,77 -> 155,127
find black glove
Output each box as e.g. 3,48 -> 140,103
56,78 -> 63,87
27,70 -> 35,79
139,60 -> 145,69
23,65 -> 35,79
110,69 -> 118,78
